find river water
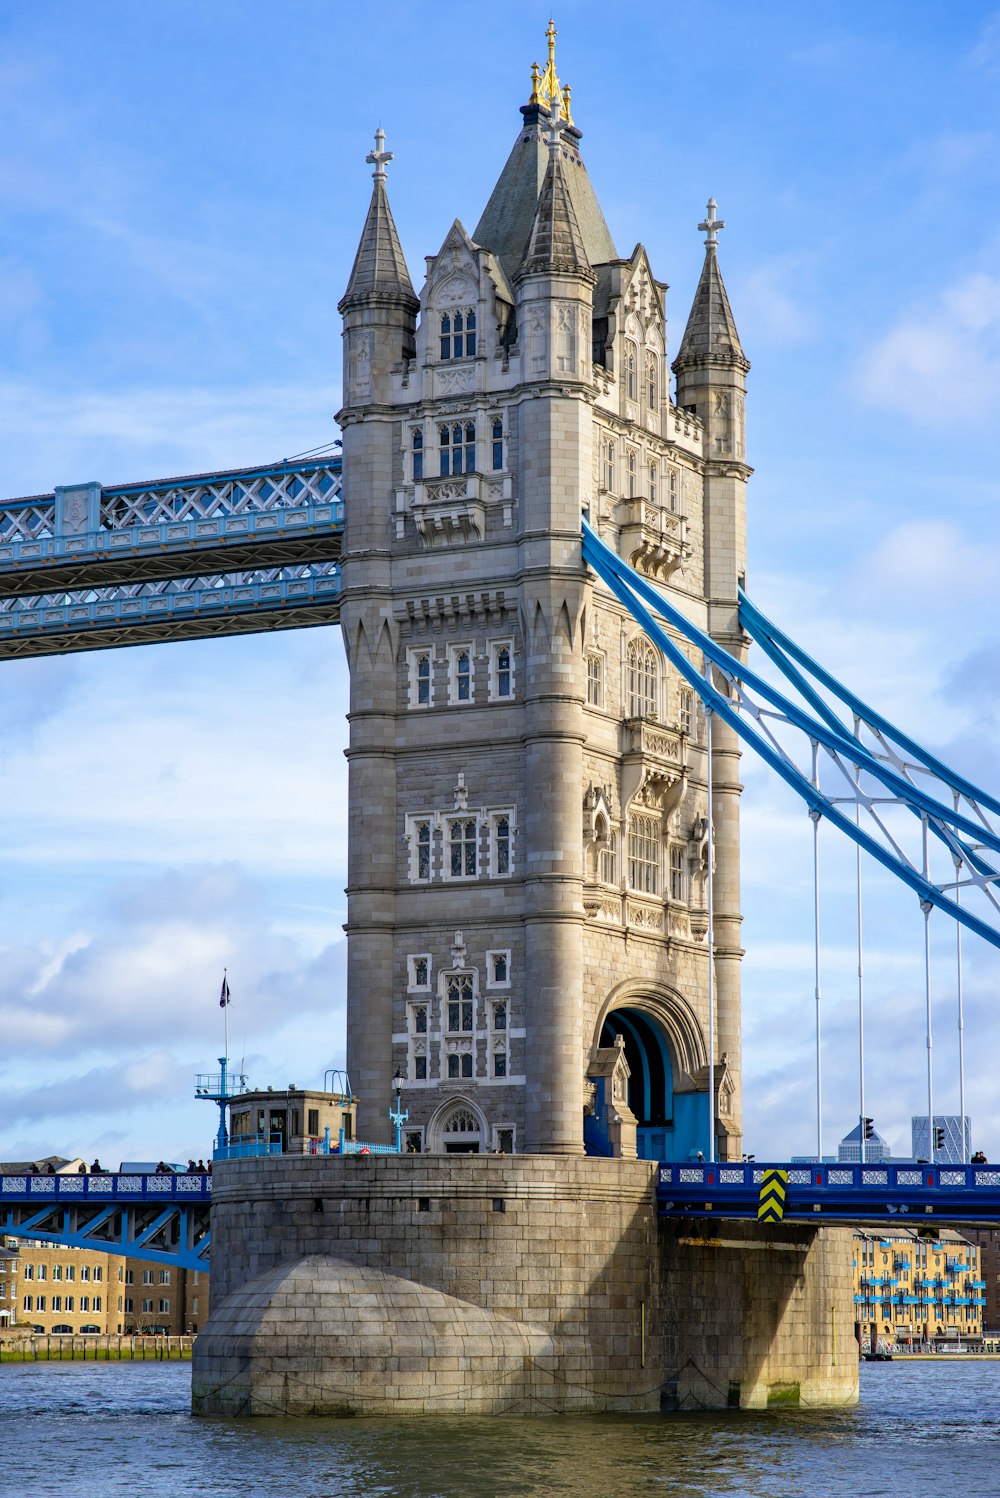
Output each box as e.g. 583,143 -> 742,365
0,1360 -> 997,1497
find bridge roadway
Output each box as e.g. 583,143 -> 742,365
5,1159 -> 1000,1275
0,456 -> 343,658
1,1170 -> 211,1271
658,1160 -> 1000,1224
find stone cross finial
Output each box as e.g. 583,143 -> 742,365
366,127 -> 393,182
698,198 -> 725,247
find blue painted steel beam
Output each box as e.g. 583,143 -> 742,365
581,520 -> 1000,949
657,1160 -> 1000,1224
0,1172 -> 211,1269
0,566 -> 341,659
0,458 -> 343,598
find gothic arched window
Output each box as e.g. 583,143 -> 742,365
628,813 -> 660,895
439,422 -> 476,476
491,417 -> 504,471
627,449 -> 637,498
605,439 -> 616,493
411,428 -> 423,482
625,342 -> 638,401
440,308 -> 476,360
646,351 -> 658,409
627,640 -> 658,719
649,462 -> 658,503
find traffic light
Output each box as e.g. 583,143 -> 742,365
863,1118 -> 874,1140
934,1126 -> 946,1150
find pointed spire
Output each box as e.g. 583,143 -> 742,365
339,130 -> 418,313
516,120 -> 594,282
673,199 -> 748,372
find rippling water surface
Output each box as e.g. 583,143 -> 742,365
1,1360 -> 999,1497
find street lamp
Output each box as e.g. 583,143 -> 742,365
388,1067 -> 409,1153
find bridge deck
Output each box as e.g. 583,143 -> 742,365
658,1160 -> 1000,1224
1,1171 -> 212,1270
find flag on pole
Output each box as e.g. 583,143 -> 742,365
219,972 -> 231,1008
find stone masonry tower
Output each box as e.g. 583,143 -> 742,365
337,29 -> 749,1159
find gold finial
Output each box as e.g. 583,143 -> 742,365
526,19 -> 574,121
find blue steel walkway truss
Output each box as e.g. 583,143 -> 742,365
1,1172 -> 211,1271
0,455 -> 343,657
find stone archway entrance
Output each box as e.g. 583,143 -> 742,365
426,1098 -> 487,1154
601,1007 -> 674,1160
588,994 -> 711,1161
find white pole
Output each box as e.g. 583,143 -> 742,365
855,755 -> 866,1166
921,818 -> 935,1162
953,795 -> 967,1161
810,741 -> 823,1161
705,691 -> 716,1164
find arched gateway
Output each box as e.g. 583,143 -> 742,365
587,990 -> 715,1161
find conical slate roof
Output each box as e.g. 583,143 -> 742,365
339,176 -> 418,312
473,107 -> 616,284
518,133 -> 593,280
674,243 -> 748,372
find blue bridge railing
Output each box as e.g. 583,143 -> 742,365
657,1160 -> 1000,1223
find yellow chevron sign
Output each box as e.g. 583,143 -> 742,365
758,1169 -> 788,1223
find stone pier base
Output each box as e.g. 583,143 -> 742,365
192,1155 -> 858,1417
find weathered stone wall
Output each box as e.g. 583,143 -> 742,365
192,1156 -> 859,1416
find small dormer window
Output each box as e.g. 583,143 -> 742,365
440,309 -> 476,360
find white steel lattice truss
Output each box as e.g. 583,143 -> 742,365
582,519 -> 1000,951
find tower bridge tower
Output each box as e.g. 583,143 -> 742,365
338,39 -> 749,1160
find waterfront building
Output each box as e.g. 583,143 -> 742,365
961,1227 -> 1000,1334
911,1115 -> 971,1164
853,1228 -> 985,1348
0,1238 -> 209,1337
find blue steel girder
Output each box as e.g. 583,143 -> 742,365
658,1160 -> 1000,1225
0,1172 -> 211,1269
0,458 -> 343,596
0,563 -> 341,660
0,457 -> 345,657
581,519 -> 1000,950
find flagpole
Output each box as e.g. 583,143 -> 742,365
223,965 -> 229,1066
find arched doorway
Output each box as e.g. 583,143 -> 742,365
426,1097 -> 487,1154
589,991 -> 711,1161
600,1008 -> 674,1160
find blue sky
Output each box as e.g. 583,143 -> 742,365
1,1 -> 999,1165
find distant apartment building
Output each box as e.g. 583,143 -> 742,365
961,1227 -> 1000,1335
854,1228 -> 985,1346
911,1115 -> 971,1164
0,1239 -> 209,1335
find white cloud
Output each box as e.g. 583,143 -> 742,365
737,256 -> 817,345
967,12 -> 1000,74
857,271 -> 1000,426
0,380 -> 341,498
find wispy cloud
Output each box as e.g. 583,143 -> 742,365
857,272 -> 1000,426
